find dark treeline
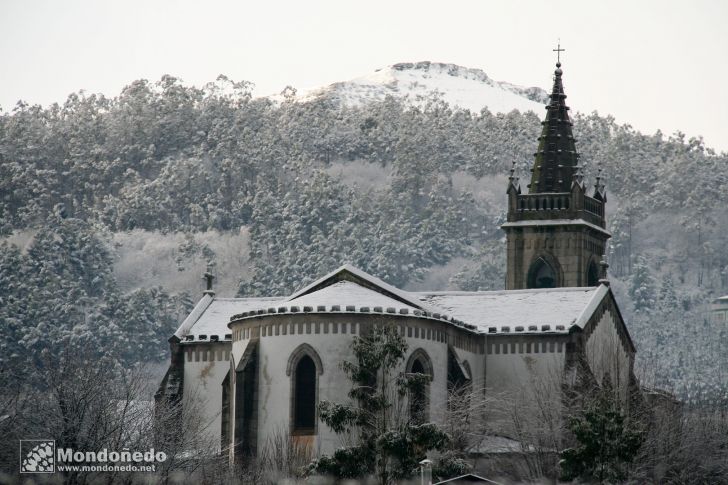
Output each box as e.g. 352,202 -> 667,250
3,76 -> 725,237
1,76 -> 727,401
0,218 -> 191,369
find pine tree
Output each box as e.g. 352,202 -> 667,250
308,326 -> 449,484
629,256 -> 656,312
658,274 -> 678,312
560,385 -> 644,483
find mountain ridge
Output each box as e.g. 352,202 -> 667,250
267,61 -> 550,114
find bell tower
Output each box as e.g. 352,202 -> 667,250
502,52 -> 610,289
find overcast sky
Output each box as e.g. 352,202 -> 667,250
1,0 -> 726,152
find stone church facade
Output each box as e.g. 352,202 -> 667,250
156,61 -> 637,464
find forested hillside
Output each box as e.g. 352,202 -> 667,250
1,75 -> 726,402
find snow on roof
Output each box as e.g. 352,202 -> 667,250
435,473 -> 502,484
228,279 -> 468,328
416,286 -> 605,334
174,266 -> 610,342
286,280 -> 420,312
177,296 -> 280,341
287,264 -> 428,311
173,293 -> 213,340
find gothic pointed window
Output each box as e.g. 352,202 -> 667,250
293,355 -> 316,433
406,349 -> 433,424
287,344 -> 323,435
587,260 -> 599,286
410,359 -> 427,424
528,257 -> 557,289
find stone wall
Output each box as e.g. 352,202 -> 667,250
504,224 -> 606,289
181,341 -> 232,451
225,312 -> 485,458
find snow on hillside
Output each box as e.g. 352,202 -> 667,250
268,61 -> 549,114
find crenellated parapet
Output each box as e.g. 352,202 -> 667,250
508,190 -> 606,228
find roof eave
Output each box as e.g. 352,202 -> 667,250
573,283 -> 636,354
172,293 -> 215,340
573,284 -> 610,329
501,219 -> 611,237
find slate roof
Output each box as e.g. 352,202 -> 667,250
172,265 -> 611,343
434,474 -> 502,484
288,280 -> 421,312
287,264 -> 428,310
173,295 -> 279,342
416,286 -> 606,335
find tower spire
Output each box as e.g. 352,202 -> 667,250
528,46 -> 579,194
502,49 -> 610,290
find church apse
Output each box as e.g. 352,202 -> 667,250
502,54 -> 610,289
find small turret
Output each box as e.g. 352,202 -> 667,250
507,160 -> 521,193
593,165 -> 607,202
598,260 -> 610,286
508,160 -> 518,187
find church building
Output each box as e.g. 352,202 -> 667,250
156,60 -> 637,464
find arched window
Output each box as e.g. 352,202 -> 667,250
587,260 -> 599,286
406,348 -> 433,424
528,257 -> 557,289
410,359 -> 427,424
294,356 -> 316,432
287,344 -> 323,435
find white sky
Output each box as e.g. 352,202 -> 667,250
1,0 -> 727,152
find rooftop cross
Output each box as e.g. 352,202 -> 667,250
553,41 -> 565,64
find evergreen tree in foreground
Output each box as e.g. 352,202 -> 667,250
308,325 -> 449,484
560,384 -> 644,483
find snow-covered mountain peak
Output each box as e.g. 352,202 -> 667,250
268,61 -> 549,114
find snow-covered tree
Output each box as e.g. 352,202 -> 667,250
630,256 -> 656,312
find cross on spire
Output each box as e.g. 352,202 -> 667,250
553,41 -> 565,64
